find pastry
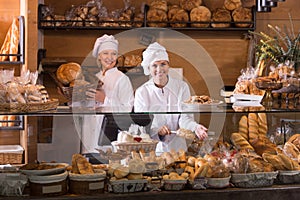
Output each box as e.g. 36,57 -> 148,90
190,6 -> 211,28
128,158 -> 146,174
211,8 -> 232,28
180,0 -> 202,11
232,7 -> 252,28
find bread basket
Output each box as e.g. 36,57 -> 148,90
163,179 -> 187,191
111,141 -> 158,152
231,171 -> 278,188
108,179 -> 148,193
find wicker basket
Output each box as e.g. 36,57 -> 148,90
111,141 -> 158,153
163,179 -> 187,191
68,170 -> 106,194
0,99 -> 59,112
275,170 -> 300,184
28,171 -> 68,196
231,172 -> 278,188
0,145 -> 24,164
108,179 -> 148,193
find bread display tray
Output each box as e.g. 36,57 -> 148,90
0,98 -> 59,112
231,171 -> 278,188
108,179 -> 148,193
111,141 -> 158,152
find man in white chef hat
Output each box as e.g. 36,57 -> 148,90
134,42 -> 208,154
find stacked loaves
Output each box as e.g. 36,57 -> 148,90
0,17 -> 19,62
230,113 -> 300,171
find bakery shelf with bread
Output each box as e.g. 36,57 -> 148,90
0,16 -> 25,64
37,1 -> 255,31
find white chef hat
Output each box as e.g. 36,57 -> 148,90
141,42 -> 169,75
92,34 -> 119,57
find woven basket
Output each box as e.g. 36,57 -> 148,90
163,179 -> 187,191
111,141 -> 158,153
0,99 -> 59,112
231,172 -> 278,188
108,179 -> 148,193
0,145 -> 24,164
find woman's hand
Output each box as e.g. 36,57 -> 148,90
86,88 -> 105,103
195,124 -> 208,140
158,125 -> 171,136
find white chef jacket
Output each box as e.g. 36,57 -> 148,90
134,76 -> 198,153
81,67 -> 134,154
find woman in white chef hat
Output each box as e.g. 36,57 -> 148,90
134,42 -> 208,154
81,34 -> 134,158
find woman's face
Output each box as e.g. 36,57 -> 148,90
97,49 -> 118,71
150,60 -> 169,81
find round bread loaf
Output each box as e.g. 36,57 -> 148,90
180,0 -> 202,11
150,0 -> 168,12
169,8 -> 189,28
224,0 -> 242,11
211,8 -> 232,28
232,7 -> 252,28
56,62 -> 82,85
147,8 -> 168,27
190,6 -> 211,28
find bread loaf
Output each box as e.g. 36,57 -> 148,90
232,7 -> 252,28
56,62 -> 82,85
230,132 -> 254,151
248,113 -> 259,143
147,8 -> 168,27
288,134 -> 300,150
168,7 -> 189,28
224,0 -> 242,11
150,0 -> 168,12
257,113 -> 268,136
190,6 -> 211,28
114,166 -> 129,179
283,141 -> 299,160
9,17 -> 20,62
211,8 -> 232,28
71,154 -> 94,174
238,115 -> 248,140
180,0 -> 202,11
262,153 -> 285,170
0,17 -> 20,61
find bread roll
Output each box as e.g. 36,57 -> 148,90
211,8 -> 232,28
190,6 -> 211,28
232,7 -> 252,28
230,132 -> 254,151
114,166 -> 129,179
127,173 -> 143,180
180,0 -> 202,11
147,8 -> 168,27
238,115 -> 248,140
224,0 -> 242,11
124,54 -> 142,66
128,158 -> 146,174
56,62 -> 82,85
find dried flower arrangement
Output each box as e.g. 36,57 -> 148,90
249,13 -> 300,77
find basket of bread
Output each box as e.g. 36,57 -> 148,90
68,154 -> 107,195
112,131 -> 158,153
0,69 -> 58,112
229,113 -> 300,188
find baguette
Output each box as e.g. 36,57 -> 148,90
230,132 -> 254,151
238,115 -> 248,140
